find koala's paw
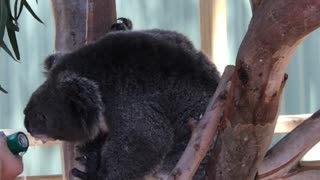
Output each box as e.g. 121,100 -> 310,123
72,168 -> 98,180
72,153 -> 99,180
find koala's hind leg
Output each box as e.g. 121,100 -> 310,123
97,99 -> 174,180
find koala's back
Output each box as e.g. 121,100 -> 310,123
54,29 -> 220,129
53,30 -> 219,96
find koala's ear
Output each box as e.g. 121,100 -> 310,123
44,53 -> 63,72
57,71 -> 107,140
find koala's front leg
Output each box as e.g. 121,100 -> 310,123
97,102 -> 174,180
72,134 -> 107,180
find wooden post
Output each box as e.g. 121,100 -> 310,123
199,0 -> 227,68
199,0 -> 214,60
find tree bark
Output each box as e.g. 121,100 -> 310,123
169,66 -> 234,180
51,1 -> 87,180
51,0 -> 87,52
51,1 -> 116,179
86,0 -> 116,43
205,1 -> 320,179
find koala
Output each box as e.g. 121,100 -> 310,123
24,19 -> 220,180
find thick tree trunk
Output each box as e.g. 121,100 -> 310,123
208,0 -> 320,180
86,0 -> 116,43
51,1 -> 87,180
51,1 -> 116,179
207,1 -> 320,179
170,1 -> 320,180
51,1 -> 87,52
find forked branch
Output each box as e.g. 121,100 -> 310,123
206,0 -> 320,179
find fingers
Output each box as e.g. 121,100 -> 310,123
0,131 -> 24,177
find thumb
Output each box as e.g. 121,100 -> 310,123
0,131 -> 6,142
0,131 -> 5,137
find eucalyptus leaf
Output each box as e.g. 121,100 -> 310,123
0,85 -> 8,94
6,0 -> 19,32
16,0 -> 24,20
7,27 -> 20,60
0,39 -> 18,61
14,0 -> 19,19
22,0 -> 43,24
0,0 -> 9,39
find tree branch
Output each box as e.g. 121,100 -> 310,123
275,114 -> 311,133
257,110 -> 320,179
279,169 -> 320,180
169,66 -> 234,180
265,163 -> 320,180
207,0 -> 320,179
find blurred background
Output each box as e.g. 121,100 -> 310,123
0,0 -> 319,177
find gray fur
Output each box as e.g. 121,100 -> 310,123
57,71 -> 108,139
24,27 -> 220,180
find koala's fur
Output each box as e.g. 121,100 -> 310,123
24,20 -> 220,180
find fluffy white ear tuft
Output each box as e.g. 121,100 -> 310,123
57,71 -> 108,140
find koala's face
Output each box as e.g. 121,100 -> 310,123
24,80 -> 84,141
24,54 -> 106,142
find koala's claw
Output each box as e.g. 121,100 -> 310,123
72,168 -> 97,180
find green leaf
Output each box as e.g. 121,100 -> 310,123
14,0 -> 18,18
0,39 -> 19,61
22,0 -> 43,24
6,27 -> 20,60
6,1 -> 19,32
16,0 -> 24,20
0,0 -> 9,39
0,85 -> 8,94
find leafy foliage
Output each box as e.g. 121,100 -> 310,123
0,0 -> 43,93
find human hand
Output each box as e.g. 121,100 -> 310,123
0,131 -> 23,180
